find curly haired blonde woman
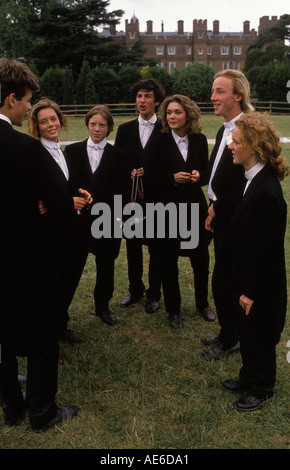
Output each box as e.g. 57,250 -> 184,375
223,112 -> 289,412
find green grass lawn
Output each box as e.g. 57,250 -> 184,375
2,114 -> 290,450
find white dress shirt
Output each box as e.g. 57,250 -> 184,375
87,136 -> 107,173
40,137 -> 69,180
208,112 -> 243,201
171,130 -> 189,162
243,162 -> 265,195
138,114 -> 157,148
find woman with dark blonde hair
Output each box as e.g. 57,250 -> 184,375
223,112 -> 289,411
144,94 -> 214,327
27,98 -> 92,349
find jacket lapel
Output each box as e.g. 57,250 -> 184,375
231,166 -> 269,226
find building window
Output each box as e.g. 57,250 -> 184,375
234,47 -> 241,55
168,46 -> 176,55
156,47 -> 164,55
186,46 -> 192,55
207,47 -> 212,55
130,32 -> 135,39
185,62 -> 192,67
198,32 -> 203,39
198,48 -> 203,55
233,62 -> 240,70
223,62 -> 229,70
221,47 -> 229,55
169,62 -> 176,73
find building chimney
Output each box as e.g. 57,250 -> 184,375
213,20 -> 219,34
161,21 -> 164,32
243,20 -> 250,34
178,20 -> 184,34
110,23 -> 116,35
147,20 -> 153,35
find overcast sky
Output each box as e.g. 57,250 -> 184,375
108,0 -> 289,33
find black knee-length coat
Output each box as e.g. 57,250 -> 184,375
229,165 -> 287,345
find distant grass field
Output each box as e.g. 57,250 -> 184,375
2,113 -> 289,450
58,113 -> 290,143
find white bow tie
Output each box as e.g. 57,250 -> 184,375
89,143 -> 102,150
141,120 -> 154,126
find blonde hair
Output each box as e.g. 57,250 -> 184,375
214,69 -> 254,114
235,112 -> 290,181
160,94 -> 202,135
27,98 -> 67,139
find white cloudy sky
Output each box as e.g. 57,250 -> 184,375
108,0 -> 289,33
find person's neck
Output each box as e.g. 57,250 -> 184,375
224,106 -> 243,123
0,108 -> 12,123
139,112 -> 155,122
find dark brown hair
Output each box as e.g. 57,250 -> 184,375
0,58 -> 39,107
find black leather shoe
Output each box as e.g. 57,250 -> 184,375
120,292 -> 144,307
97,309 -> 117,325
201,335 -> 219,346
223,379 -> 248,393
234,394 -> 273,412
201,338 -> 240,361
169,314 -> 183,328
145,298 -> 159,313
4,408 -> 26,426
31,405 -> 79,433
198,306 -> 215,322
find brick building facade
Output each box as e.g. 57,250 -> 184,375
101,15 -> 279,73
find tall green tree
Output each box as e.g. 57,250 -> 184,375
0,0 -> 124,73
0,0 -> 33,58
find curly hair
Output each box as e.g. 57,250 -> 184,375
159,94 -> 202,135
235,112 -> 290,181
27,98 -> 68,139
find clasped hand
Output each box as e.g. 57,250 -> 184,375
174,170 -> 200,184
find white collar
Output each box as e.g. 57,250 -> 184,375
40,137 -> 61,149
87,136 -> 107,149
244,162 -> 265,182
171,130 -> 188,145
224,112 -> 244,131
138,114 -> 157,126
0,114 -> 12,125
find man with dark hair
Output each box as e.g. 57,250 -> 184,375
0,58 -> 79,432
115,79 -> 165,313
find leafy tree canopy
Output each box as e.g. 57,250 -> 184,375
0,0 -> 124,73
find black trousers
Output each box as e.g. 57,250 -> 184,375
212,229 -> 239,348
92,239 -> 116,313
0,339 -> 59,429
187,235 -> 210,311
149,238 -> 181,315
125,237 -> 162,300
238,308 -> 276,396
